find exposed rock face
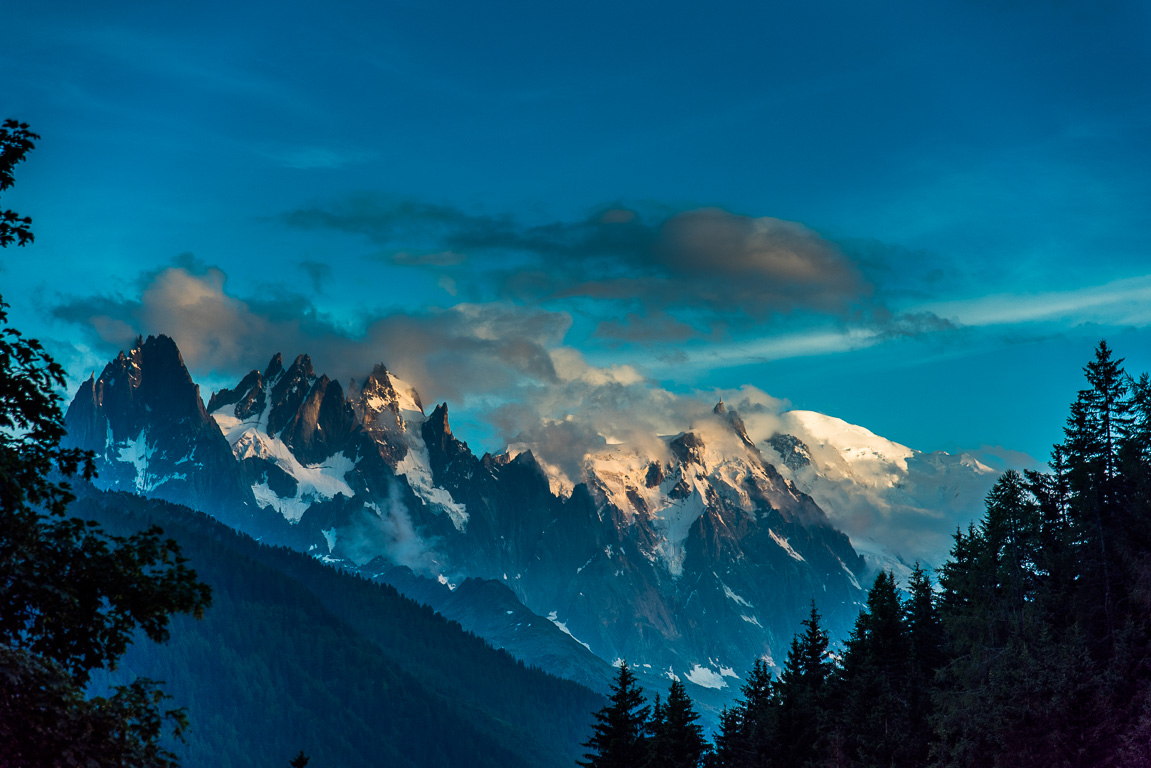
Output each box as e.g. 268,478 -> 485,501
768,433 -> 813,471
62,336 -> 255,525
64,338 -> 893,712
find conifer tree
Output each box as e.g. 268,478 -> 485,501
902,563 -> 942,767
905,563 -> 943,678
648,692 -> 665,746
708,660 -> 779,768
710,706 -> 747,768
647,680 -> 706,768
1119,373 -> 1151,607
773,602 -> 832,768
983,470 -> 1042,635
1063,341 -> 1132,646
833,572 -> 912,768
579,661 -> 650,768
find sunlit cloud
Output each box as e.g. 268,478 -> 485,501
48,264 -> 573,405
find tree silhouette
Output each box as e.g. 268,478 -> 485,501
773,602 -> 833,768
579,661 -> 649,768
0,120 -> 212,767
647,679 -> 706,768
0,119 -> 37,248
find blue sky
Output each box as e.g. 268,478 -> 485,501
4,0 -> 1151,464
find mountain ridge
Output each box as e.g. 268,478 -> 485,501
63,334 -> 996,711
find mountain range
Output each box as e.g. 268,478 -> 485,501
63,334 -> 998,712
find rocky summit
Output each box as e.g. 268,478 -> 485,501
64,335 -> 994,711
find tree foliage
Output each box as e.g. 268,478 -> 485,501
647,679 -> 707,768
0,119 -> 37,248
580,661 -> 651,768
0,119 -> 211,767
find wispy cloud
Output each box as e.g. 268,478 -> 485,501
640,327 -> 885,377
920,274 -> 1151,328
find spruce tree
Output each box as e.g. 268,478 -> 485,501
647,680 -> 706,768
738,658 -> 778,768
834,572 -> 912,768
710,706 -> 747,768
1063,341 -> 1132,647
579,661 -> 650,768
983,471 -> 1042,636
903,563 -> 942,767
905,562 -> 943,678
773,602 -> 832,768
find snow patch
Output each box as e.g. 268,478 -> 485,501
252,482 -> 310,522
723,584 -> 753,608
215,408 -> 356,520
395,429 -> 468,531
652,485 -> 706,577
785,410 -> 913,475
437,574 -> 457,591
113,429 -> 187,492
769,529 -> 806,562
684,664 -> 728,690
116,430 -> 152,491
838,558 -> 862,591
546,611 -> 593,652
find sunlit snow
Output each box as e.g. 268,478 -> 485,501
395,433 -> 468,531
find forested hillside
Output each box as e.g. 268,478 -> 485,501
80,488 -> 601,768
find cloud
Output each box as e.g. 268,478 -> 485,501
639,209 -> 869,317
298,260 -> 332,293
868,307 -> 959,339
839,237 -> 966,303
46,258 -> 985,563
340,484 -> 440,573
594,311 -> 703,344
487,345 -> 794,494
282,196 -> 494,248
49,263 -> 571,405
281,196 -> 881,339
920,274 -> 1151,329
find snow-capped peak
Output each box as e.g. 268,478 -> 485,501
782,410 -> 913,474
353,364 -> 425,433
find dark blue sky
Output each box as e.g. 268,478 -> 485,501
5,0 -> 1151,463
